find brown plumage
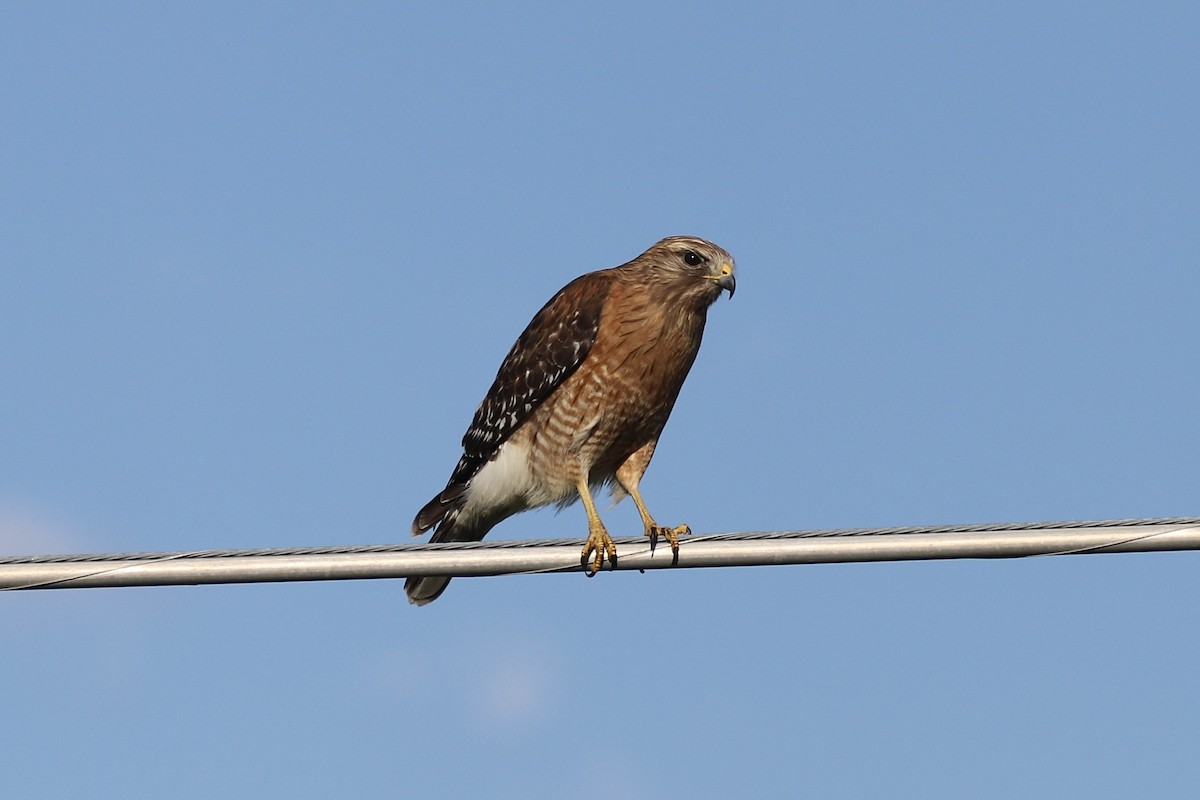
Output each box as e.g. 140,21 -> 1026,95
407,236 -> 736,605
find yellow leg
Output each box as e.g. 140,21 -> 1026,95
578,478 -> 617,575
626,484 -> 690,557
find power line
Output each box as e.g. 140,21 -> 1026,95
1,517 -> 1197,592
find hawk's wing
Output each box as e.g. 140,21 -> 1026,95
413,270 -> 613,534
459,270 -> 613,471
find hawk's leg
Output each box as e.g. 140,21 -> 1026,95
614,444 -> 690,563
578,478 -> 617,575
626,484 -> 690,563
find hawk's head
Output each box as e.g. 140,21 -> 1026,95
633,236 -> 736,305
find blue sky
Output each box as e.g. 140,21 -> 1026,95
2,2 -> 1198,797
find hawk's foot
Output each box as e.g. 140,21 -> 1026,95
581,527 -> 617,576
646,523 -> 691,560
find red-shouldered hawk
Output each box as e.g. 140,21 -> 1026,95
406,236 -> 736,605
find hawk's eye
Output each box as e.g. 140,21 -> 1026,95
682,250 -> 704,267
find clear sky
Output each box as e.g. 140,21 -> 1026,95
2,2 -> 1198,797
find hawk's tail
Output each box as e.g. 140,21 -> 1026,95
406,485 -> 491,606
404,572 -> 454,606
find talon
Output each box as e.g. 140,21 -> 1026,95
644,525 -> 661,552
644,523 -> 691,558
581,527 -> 616,575
666,524 -> 690,565
663,524 -> 691,553
580,544 -> 602,576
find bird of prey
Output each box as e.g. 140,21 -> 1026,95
406,236 -> 736,605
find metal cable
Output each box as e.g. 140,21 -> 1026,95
1,517 -> 1197,591
5,516 -> 1197,565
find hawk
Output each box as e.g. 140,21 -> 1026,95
406,236 -> 736,605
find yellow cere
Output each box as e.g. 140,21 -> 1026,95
708,263 -> 733,280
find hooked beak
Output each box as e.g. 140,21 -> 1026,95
717,272 -> 736,298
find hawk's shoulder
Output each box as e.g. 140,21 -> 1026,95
450,268 -> 615,484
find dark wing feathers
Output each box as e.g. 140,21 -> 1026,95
413,270 -> 614,537
449,270 -> 612,485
